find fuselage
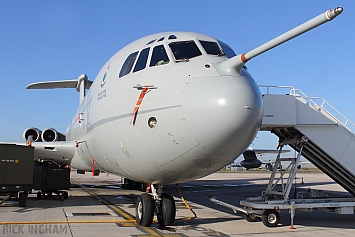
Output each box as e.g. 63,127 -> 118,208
67,32 -> 263,184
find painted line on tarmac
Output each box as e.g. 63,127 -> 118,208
0,220 -> 135,225
71,179 -> 174,237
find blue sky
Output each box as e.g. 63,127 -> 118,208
1,0 -> 354,153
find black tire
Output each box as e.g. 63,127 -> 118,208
36,192 -> 42,200
18,192 -> 27,207
262,210 -> 280,227
157,193 -> 176,226
244,214 -> 259,222
63,191 -> 69,199
136,193 -> 154,227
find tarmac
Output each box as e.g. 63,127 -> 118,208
1,170 -> 355,236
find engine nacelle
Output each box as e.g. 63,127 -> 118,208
41,128 -> 66,142
240,159 -> 262,169
23,127 -> 42,142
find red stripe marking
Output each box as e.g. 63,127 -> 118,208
241,53 -> 248,62
131,87 -> 149,125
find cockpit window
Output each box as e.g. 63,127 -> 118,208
168,35 -> 177,40
119,51 -> 138,78
150,45 -> 170,67
199,40 -> 223,56
218,40 -> 236,58
133,47 -> 150,73
147,39 -> 156,45
169,41 -> 202,61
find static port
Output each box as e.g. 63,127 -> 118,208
148,117 -> 157,128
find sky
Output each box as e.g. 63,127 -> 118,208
1,0 -> 354,156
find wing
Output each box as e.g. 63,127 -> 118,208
0,141 -> 76,164
253,149 -> 290,155
29,141 -> 76,163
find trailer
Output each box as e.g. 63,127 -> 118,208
0,144 -> 34,207
33,160 -> 70,199
208,136 -> 355,227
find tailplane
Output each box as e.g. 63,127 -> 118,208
26,74 -> 92,103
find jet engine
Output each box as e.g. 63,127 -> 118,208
23,127 -> 42,142
240,159 -> 262,169
240,150 -> 262,169
41,128 -> 66,142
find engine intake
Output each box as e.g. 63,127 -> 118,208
23,127 -> 42,142
41,128 -> 66,142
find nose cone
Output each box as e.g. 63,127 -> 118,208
182,75 -> 262,152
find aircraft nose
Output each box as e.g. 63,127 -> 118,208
182,76 -> 262,152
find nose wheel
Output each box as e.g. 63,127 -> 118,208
135,193 -> 154,226
157,193 -> 176,226
135,184 -> 176,227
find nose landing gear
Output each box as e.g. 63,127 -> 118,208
135,184 -> 176,227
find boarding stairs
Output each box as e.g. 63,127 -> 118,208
260,85 -> 355,197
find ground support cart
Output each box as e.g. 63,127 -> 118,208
240,195 -> 355,227
33,160 -> 70,199
0,144 -> 34,207
208,136 -> 355,227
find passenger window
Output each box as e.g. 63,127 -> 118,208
150,45 -> 170,67
218,40 -> 236,58
169,41 -> 202,61
119,51 -> 138,78
200,40 -> 223,56
133,48 -> 150,73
